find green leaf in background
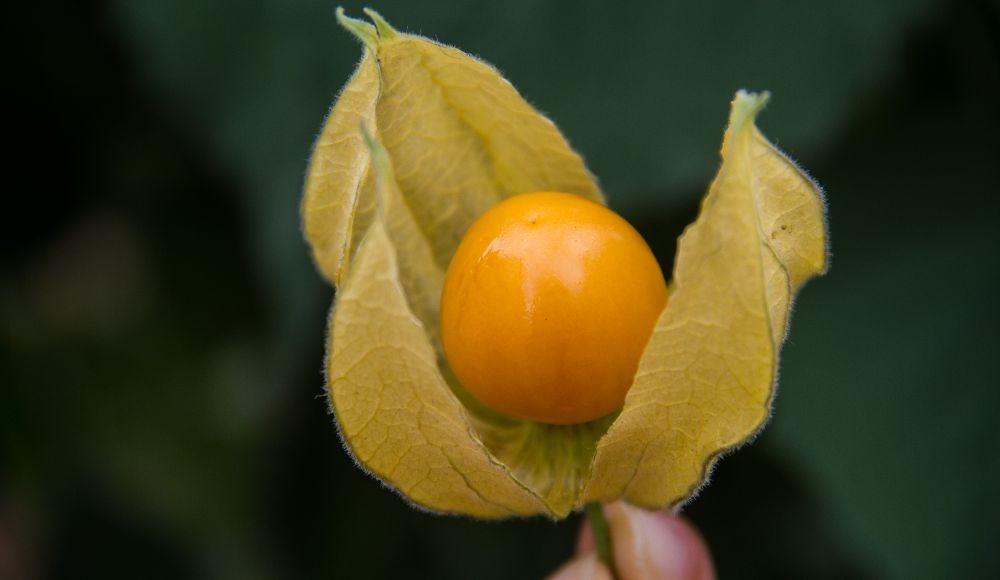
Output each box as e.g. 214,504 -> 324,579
6,0 -> 993,578
771,89 -> 1000,579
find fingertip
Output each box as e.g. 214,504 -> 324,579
661,513 -> 716,580
664,514 -> 715,580
605,501 -> 716,580
547,552 -> 614,580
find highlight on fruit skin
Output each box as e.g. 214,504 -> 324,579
302,7 -> 829,519
440,192 -> 667,425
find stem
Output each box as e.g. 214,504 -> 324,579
585,502 -> 616,578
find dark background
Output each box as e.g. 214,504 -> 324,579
4,0 -> 999,578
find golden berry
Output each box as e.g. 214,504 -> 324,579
440,192 -> 667,424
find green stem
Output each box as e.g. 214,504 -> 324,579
585,502 -> 616,578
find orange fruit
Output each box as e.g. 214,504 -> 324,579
440,192 -> 667,424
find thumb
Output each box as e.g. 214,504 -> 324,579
553,501 -> 715,580
604,502 -> 715,580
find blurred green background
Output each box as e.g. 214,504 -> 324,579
4,0 -> 999,578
